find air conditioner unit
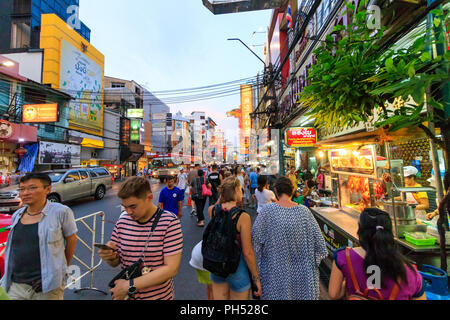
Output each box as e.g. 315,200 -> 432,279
91,152 -> 98,158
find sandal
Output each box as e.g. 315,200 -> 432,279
197,221 -> 205,227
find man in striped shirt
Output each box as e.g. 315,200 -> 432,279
98,177 -> 183,300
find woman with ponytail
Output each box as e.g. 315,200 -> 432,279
328,208 -> 426,300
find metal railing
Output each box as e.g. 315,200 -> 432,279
65,211 -> 107,295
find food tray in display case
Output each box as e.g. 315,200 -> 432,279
329,145 -> 377,178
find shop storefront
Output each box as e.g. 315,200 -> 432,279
308,127 -> 449,273
0,121 -> 38,178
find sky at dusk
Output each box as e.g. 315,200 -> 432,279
79,0 -> 272,145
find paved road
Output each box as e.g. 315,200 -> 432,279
63,179 -> 330,300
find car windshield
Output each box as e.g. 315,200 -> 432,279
48,172 -> 65,182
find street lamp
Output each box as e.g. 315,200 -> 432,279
227,38 -> 266,66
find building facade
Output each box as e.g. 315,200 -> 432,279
0,0 -> 91,54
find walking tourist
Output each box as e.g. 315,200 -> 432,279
254,175 -> 276,215
176,167 -> 188,201
98,176 -> 183,300
158,176 -> 184,218
188,164 -> 200,216
189,241 -> 213,300
207,177 -> 262,300
207,164 -> 222,206
252,176 -> 328,300
191,169 -> 209,227
248,168 -> 258,208
1,173 -> 78,300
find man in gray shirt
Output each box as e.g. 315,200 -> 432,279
1,173 -> 78,300
187,164 -> 200,216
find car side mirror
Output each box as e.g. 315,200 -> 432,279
64,177 -> 75,183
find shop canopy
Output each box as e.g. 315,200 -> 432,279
81,138 -> 104,149
316,126 -> 430,149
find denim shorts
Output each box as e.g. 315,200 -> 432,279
210,255 -> 251,293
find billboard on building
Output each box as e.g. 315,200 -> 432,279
39,141 -> 81,165
60,39 -> 103,135
240,85 -> 253,156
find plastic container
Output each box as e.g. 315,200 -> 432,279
419,265 -> 450,300
404,232 -> 436,246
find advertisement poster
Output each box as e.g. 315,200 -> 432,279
60,39 -> 103,135
39,141 -> 81,165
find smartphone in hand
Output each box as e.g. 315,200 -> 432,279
94,243 -> 116,251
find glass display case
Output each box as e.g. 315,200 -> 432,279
329,145 -> 386,216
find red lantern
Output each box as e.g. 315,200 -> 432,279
15,146 -> 28,158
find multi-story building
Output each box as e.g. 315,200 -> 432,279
0,0 -> 91,54
103,76 -> 147,176
188,112 -> 219,165
0,55 -> 72,174
148,94 -> 170,157
172,111 -> 191,165
0,5 -> 105,173
188,111 -> 207,164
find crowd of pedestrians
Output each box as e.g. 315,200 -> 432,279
0,164 -> 430,301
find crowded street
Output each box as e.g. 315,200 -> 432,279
61,178 -> 330,300
0,0 -> 449,308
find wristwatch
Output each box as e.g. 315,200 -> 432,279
128,279 -> 137,297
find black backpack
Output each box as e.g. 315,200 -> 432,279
202,204 -> 243,278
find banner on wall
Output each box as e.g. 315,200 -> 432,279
39,141 -> 81,165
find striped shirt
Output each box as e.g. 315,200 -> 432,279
110,210 -> 183,300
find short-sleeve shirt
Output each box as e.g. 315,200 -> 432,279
110,210 -> 183,300
207,172 -> 221,193
1,201 -> 78,294
187,170 -> 198,185
159,186 -> 184,216
333,247 -> 424,300
411,183 -> 428,202
249,172 -> 258,188
177,173 -> 188,190
254,189 -> 276,214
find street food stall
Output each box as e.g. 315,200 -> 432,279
309,127 -> 450,275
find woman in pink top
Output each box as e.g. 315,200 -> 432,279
328,208 -> 426,300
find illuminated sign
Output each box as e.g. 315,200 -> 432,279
285,127 -> 316,147
130,119 -> 141,142
120,118 -> 130,146
240,84 -> 253,156
127,109 -> 144,118
22,104 -> 58,123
